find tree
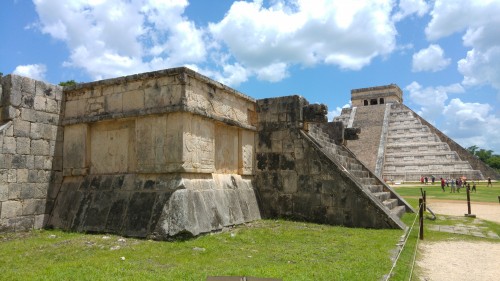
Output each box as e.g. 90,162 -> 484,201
475,149 -> 493,163
59,80 -> 77,87
486,156 -> 500,170
467,145 -> 479,155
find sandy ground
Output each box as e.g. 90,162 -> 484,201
417,241 -> 500,281
426,199 -> 500,224
416,200 -> 500,281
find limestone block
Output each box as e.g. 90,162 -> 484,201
144,84 -> 182,109
16,169 -> 28,183
20,108 -> 37,122
16,137 -> 31,154
7,169 -> 16,183
31,123 -> 58,141
8,183 -> 21,199
105,92 -> 123,113
64,100 -> 79,118
34,95 -> 47,111
183,115 -> 215,173
22,199 -> 46,215
31,139 -> 50,156
13,119 -> 30,137
3,136 -> 16,154
63,124 -> 88,169
122,90 -> 144,112
86,96 -> 105,115
214,124 -> 238,174
136,115 -> 168,172
0,183 -> 8,201
0,200 -> 22,219
238,129 -> 254,175
34,214 -> 47,229
90,121 -> 135,174
46,98 -> 59,113
1,106 -> 17,121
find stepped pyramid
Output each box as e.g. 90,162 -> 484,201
334,84 -> 499,182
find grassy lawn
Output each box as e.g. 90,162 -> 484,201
391,181 -> 500,203
0,220 -> 406,281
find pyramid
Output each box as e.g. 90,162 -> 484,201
334,84 -> 499,182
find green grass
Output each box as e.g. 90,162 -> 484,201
0,220 -> 405,281
392,181 -> 500,203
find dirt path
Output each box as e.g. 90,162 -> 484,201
417,241 -> 500,281
426,199 -> 500,224
416,200 -> 500,281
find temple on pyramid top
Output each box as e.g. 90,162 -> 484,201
351,84 -> 403,107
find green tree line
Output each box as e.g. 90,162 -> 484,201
467,145 -> 500,171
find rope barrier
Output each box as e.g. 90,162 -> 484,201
384,202 -> 422,281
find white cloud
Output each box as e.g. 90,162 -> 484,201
405,81 -> 464,120
458,48 -> 500,89
442,98 -> 500,153
392,0 -> 430,22
13,64 -> 47,80
255,62 -> 288,82
209,0 -> 397,76
33,0 -> 206,80
425,0 -> 500,41
412,44 -> 450,72
426,0 -> 500,91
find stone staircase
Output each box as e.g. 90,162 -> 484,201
306,123 -> 413,220
383,104 -> 483,181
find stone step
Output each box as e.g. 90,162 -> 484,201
386,136 -> 440,143
372,192 -> 391,201
360,177 -> 379,185
389,124 -> 429,131
384,151 -> 459,157
348,162 -> 363,171
384,158 -> 470,167
386,141 -> 449,148
366,185 -> 383,193
391,205 -> 406,218
350,170 -> 370,178
383,198 -> 398,209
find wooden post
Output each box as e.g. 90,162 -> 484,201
419,198 -> 424,240
464,186 -> 476,218
466,187 -> 471,215
423,191 -> 426,212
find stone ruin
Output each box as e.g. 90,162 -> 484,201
0,67 -> 416,238
334,84 -> 499,182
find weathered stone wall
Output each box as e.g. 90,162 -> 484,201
48,67 -> 261,238
255,96 -> 403,229
0,75 -> 63,231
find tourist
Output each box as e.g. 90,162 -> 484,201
425,176 -> 428,185
440,177 -> 445,192
487,177 -> 493,187
472,181 -> 477,193
431,175 -> 435,185
450,178 -> 456,193
421,176 -> 424,185
457,178 -> 462,193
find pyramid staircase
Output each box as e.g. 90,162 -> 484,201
383,104 -> 483,181
306,123 -> 414,221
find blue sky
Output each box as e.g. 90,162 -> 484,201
1,0 -> 499,153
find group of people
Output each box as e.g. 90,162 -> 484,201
420,175 -> 489,193
439,177 -> 476,193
